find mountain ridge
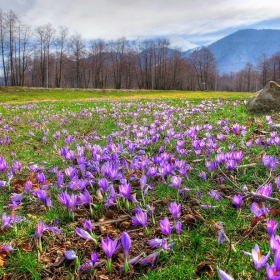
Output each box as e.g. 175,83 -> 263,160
176,29 -> 280,74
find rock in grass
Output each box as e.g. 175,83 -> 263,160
247,81 -> 280,112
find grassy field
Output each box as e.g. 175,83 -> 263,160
0,86 -> 253,102
0,88 -> 279,280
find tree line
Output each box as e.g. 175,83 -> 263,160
0,9 -> 279,91
218,53 -> 280,92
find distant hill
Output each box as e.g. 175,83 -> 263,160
201,29 -> 280,74
180,29 -> 280,74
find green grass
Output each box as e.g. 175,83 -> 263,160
0,89 -> 278,280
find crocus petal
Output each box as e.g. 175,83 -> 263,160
217,268 -> 234,280
64,250 -> 77,260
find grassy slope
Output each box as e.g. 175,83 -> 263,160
1,89 -> 273,280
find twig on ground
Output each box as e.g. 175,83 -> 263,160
91,214 -> 130,227
243,192 -> 280,204
218,166 -> 243,192
236,163 -> 257,169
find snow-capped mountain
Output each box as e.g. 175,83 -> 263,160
167,35 -> 199,51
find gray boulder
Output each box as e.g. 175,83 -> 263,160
247,81 -> 280,112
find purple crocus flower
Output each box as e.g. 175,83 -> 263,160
180,187 -> 191,197
58,191 -> 78,213
34,221 -> 61,251
214,221 -> 225,244
161,238 -> 175,251
266,263 -> 280,280
146,166 -> 157,177
267,218 -> 278,237
175,221 -> 182,235
98,178 -> 109,193
139,175 -> 147,189
159,217 -> 172,236
33,189 -> 52,207
132,209 -> 148,228
205,161 -> 217,172
0,157 -> 8,172
104,184 -> 117,207
101,236 -> 120,272
121,232 -> 131,261
77,189 -> 91,206
0,242 -> 14,252
0,180 -> 6,188
262,155 -> 277,170
56,171 -> 64,187
36,172 -> 46,185
34,221 -> 61,237
208,189 -> 220,201
83,219 -> 92,233
146,204 -> 155,216
274,249 -> 280,271
13,160 -> 22,172
257,183 -> 272,197
168,201 -> 181,220
78,252 -> 99,271
276,176 -> 280,190
270,235 -> 280,252
119,182 -> 132,200
225,159 -> 236,170
147,238 -> 164,248
169,176 -> 182,191
24,180 -> 33,193
64,250 -> 77,260
140,251 -> 159,268
217,268 -> 234,280
119,254 -> 143,270
10,193 -> 24,203
78,261 -> 94,271
250,202 -> 264,218
232,194 -> 243,208
75,227 -> 96,243
198,171 -> 207,180
65,166 -> 76,179
2,213 -> 12,229
242,244 -> 270,271
91,252 -> 99,265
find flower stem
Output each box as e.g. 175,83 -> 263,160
107,258 -> 112,273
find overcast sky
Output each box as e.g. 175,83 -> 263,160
1,0 -> 280,45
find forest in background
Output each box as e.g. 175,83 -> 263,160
1,9 -> 280,92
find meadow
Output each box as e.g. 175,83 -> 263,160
0,88 -> 279,280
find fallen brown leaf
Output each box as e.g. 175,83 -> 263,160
22,243 -> 32,252
195,261 -> 214,277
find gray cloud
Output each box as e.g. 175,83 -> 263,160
1,0 -> 280,44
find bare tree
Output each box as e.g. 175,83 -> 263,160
188,47 -> 217,90
68,32 -> 87,88
54,26 -> 68,87
257,53 -> 270,87
6,10 -> 18,85
34,23 -> 55,87
89,38 -> 108,88
14,22 -> 32,86
268,52 -> 280,82
108,37 -> 128,89
0,9 -> 8,85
